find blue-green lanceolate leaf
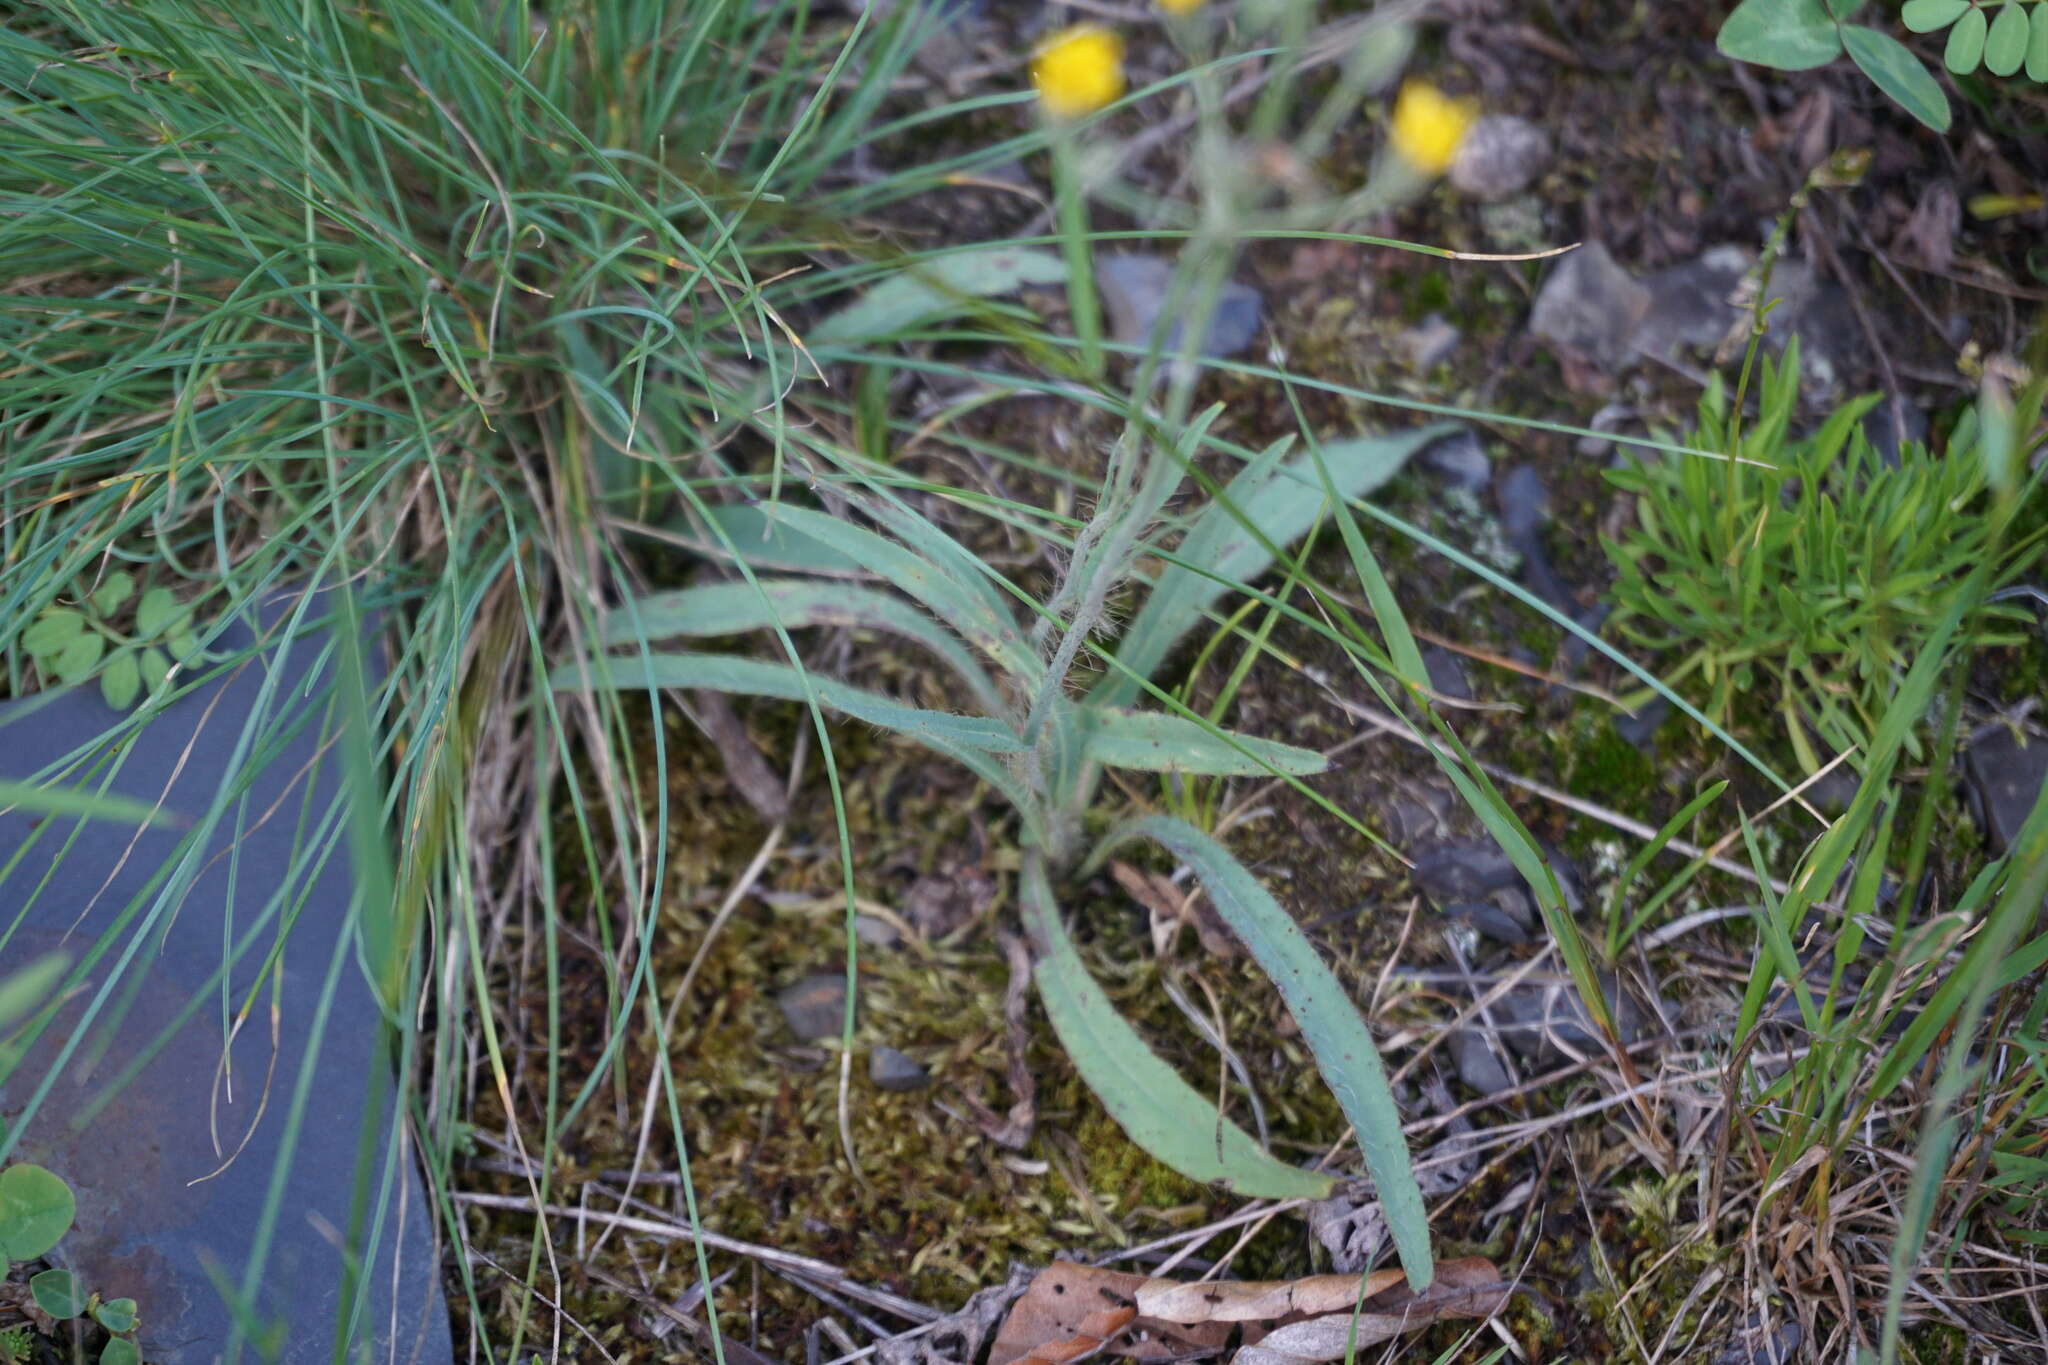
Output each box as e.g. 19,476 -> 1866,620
600,580 -> 1010,718
547,651 -> 1034,820
1090,816 -> 1434,1290
1843,24 -> 1951,129
1017,853 -> 1334,1201
1077,707 -> 1329,776
1093,423 -> 1452,710
682,504 -> 868,576
0,779 -> 173,827
811,247 -> 1068,345
1718,0 -> 1846,68
754,504 -> 1039,682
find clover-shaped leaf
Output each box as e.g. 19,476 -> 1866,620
22,610 -> 86,663
52,631 -> 104,686
101,1338 -> 141,1365
93,1298 -> 138,1333
90,571 -> 134,617
2030,2 -> 2048,79
30,1268 -> 86,1319
0,1163 -> 75,1261
138,647 -> 171,695
134,587 -> 187,639
100,650 -> 141,711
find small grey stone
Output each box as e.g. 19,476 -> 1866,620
778,972 -> 851,1041
1447,1027 -> 1515,1094
1530,242 -> 1651,372
1575,402 -> 1636,458
1964,726 -> 2048,854
1412,840 -> 1521,904
1444,900 -> 1532,947
1418,430 -> 1491,493
1495,464 -> 1551,543
854,914 -> 901,949
1398,313 -> 1461,372
1486,970 -> 1658,1064
1861,397 -> 1927,466
1613,697 -> 1671,750
1095,254 -> 1264,359
1422,645 -> 1472,702
869,1046 -> 931,1092
1449,116 -> 1551,203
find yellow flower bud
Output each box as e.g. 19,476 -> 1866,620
1388,81 -> 1478,177
1032,25 -> 1125,120
1158,0 -> 1204,13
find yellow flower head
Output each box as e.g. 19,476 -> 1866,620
1388,81 -> 1478,176
1032,25 -> 1125,120
1158,0 -> 1204,14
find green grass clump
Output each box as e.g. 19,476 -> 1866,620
1603,339 -> 2045,772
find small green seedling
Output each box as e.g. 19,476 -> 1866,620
19,570 -> 203,711
0,1163 -> 144,1363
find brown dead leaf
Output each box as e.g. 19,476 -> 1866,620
989,1263 -> 1232,1365
1111,861 -> 1238,961
991,1259 -> 1510,1365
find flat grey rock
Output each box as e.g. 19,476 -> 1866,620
0,590 -> 451,1365
1630,244 -> 1751,366
1095,254 -> 1264,359
1447,1027 -> 1515,1095
1529,242 -> 1651,371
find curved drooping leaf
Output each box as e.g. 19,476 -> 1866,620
1017,853 -> 1334,1201
547,651 -> 1035,827
811,247 -> 1067,346
600,580 -> 1010,718
0,779 -> 172,827
678,504 -> 868,576
1842,24 -> 1950,129
1090,815 -> 1434,1290
1093,423 -> 1453,710
1077,707 -> 1329,776
1717,0 -> 1845,69
755,504 -> 1039,682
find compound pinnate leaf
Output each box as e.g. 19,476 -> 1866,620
1985,0 -> 2030,73
0,1164 -> 75,1261
1717,0 -> 1846,69
100,650 -> 140,711
1843,24 -> 1952,129
1900,0 -> 1970,29
1945,4 -> 1989,68
30,1268 -> 86,1319
102,1340 -> 141,1365
93,1298 -> 138,1333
